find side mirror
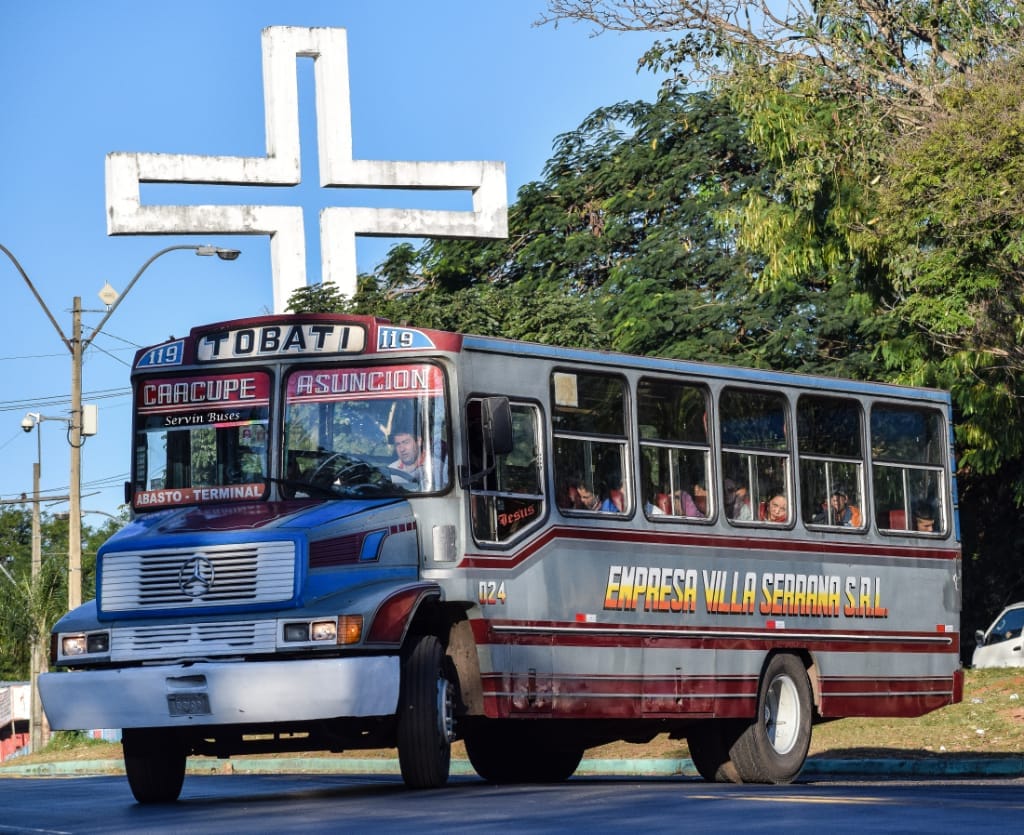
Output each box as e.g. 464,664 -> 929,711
459,396 -> 513,487
975,629 -> 986,646
482,396 -> 513,457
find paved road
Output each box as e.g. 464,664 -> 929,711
1,772 -> 1022,834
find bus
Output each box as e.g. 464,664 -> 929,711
40,312 -> 962,802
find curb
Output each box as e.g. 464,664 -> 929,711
3,755 -> 1023,779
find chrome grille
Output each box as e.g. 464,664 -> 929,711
110,619 -> 278,662
100,541 -> 296,611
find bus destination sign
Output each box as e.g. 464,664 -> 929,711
197,323 -> 366,362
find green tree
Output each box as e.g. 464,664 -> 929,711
0,508 -> 123,680
292,89 -> 879,376
540,2 -> 1024,461
869,56 -> 1024,480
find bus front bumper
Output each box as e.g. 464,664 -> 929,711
39,655 -> 399,730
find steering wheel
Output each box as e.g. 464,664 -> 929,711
310,453 -> 375,487
387,467 -> 419,484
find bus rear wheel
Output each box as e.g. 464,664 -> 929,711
686,719 -> 744,782
730,654 -> 813,784
464,721 -> 583,783
122,728 -> 186,804
396,634 -> 454,789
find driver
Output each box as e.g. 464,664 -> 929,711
390,430 -> 427,487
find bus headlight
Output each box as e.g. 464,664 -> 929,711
60,631 -> 110,657
282,616 -> 362,645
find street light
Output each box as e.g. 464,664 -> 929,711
0,243 -> 240,611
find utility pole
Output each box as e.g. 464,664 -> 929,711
30,456 -> 44,753
68,298 -> 83,611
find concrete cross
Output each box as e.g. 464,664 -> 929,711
106,26 -> 508,312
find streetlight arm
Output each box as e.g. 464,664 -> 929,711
84,244 -> 204,348
0,243 -> 72,351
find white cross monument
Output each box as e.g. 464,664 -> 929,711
106,26 -> 508,313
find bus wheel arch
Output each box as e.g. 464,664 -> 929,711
402,600 -> 481,717
687,651 -> 815,785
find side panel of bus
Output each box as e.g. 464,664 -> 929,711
436,347 -> 961,731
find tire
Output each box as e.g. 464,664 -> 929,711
464,721 -> 583,783
122,728 -> 186,804
396,634 -> 454,789
686,719 -> 745,783
730,654 -> 813,784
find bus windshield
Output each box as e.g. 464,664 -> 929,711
132,371 -> 272,508
281,362 -> 449,498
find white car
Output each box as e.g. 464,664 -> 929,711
972,602 -> 1024,668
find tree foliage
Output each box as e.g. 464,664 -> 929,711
541,0 -> 1024,483
868,56 -> 1024,477
292,89 -> 880,377
0,508 -> 121,680
541,1 -> 1024,122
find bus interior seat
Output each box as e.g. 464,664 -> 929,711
886,509 -> 907,530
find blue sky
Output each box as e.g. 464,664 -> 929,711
0,1 -> 663,521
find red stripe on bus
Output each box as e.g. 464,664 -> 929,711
469,618 -> 960,654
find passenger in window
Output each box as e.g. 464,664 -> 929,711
765,491 -> 788,523
692,481 -> 708,516
645,492 -> 669,515
567,472 -> 619,512
913,506 -> 935,532
724,478 -> 752,520
673,488 -> 703,517
830,486 -> 862,527
602,471 -> 626,512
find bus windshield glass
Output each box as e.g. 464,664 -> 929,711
282,362 -> 449,498
132,371 -> 271,509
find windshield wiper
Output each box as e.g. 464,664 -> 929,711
266,477 -> 339,500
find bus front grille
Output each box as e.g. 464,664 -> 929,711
100,541 -> 296,611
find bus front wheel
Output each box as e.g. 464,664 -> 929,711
122,728 -> 186,804
396,634 -> 454,789
730,653 -> 813,784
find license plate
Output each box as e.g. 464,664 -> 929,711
167,693 -> 211,716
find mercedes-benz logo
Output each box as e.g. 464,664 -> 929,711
178,555 -> 215,598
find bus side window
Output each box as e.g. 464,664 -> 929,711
551,370 -> 630,515
797,394 -> 866,530
719,388 -> 791,525
637,378 -> 710,521
870,405 -> 947,535
467,400 -> 545,544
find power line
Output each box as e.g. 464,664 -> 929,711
0,388 -> 129,413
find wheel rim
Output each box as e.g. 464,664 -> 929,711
436,676 -> 454,742
763,674 -> 800,755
